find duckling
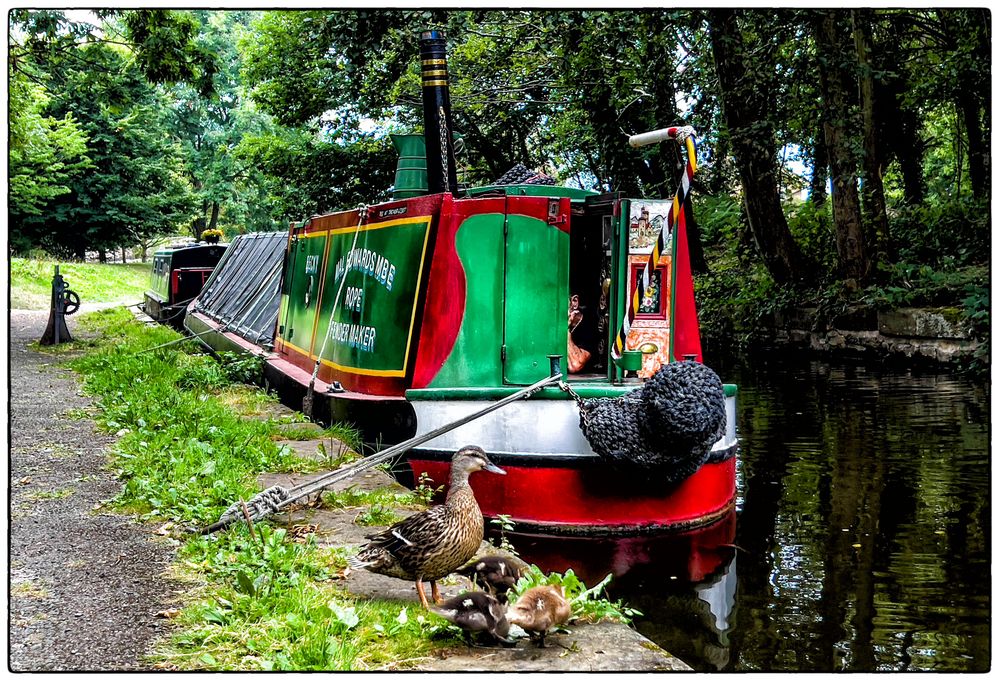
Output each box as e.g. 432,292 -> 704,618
347,446 -> 505,609
457,555 -> 525,603
431,591 -> 515,647
506,584 -> 572,648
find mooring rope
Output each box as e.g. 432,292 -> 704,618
611,126 -> 698,360
198,370 -> 564,535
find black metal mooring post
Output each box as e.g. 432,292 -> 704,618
40,265 -> 72,345
419,29 -> 459,196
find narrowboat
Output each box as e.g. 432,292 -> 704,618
184,30 -> 737,536
143,242 -> 227,328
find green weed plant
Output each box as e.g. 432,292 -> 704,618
65,308 -> 652,668
166,527 -> 445,670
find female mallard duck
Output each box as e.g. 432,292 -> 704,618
347,446 -> 505,608
457,555 -> 525,603
431,591 -> 515,646
506,584 -> 572,648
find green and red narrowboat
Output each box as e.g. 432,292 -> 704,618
184,30 -> 737,535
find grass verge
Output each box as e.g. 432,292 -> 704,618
10,256 -> 151,309
63,308 -> 460,670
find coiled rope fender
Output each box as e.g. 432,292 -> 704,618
578,361 -> 726,485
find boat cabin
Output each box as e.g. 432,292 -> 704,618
144,243 -> 227,328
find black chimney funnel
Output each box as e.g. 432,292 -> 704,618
419,30 -> 458,196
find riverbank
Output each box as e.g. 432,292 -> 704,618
250,415 -> 687,671
771,304 -> 980,364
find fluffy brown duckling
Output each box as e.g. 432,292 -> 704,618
347,446 -> 505,609
506,584 -> 572,648
457,555 -> 525,603
431,591 -> 515,647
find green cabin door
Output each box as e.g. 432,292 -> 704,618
502,209 -> 569,384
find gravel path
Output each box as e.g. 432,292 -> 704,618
9,308 -> 177,671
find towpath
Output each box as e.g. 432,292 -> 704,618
8,308 -> 178,671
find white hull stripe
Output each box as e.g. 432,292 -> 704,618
410,395 -> 737,458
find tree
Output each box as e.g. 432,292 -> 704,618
20,41 -> 194,258
872,12 -> 926,206
852,10 -> 889,265
9,9 -> 216,95
8,69 -> 91,246
934,10 -> 990,199
707,9 -> 814,285
233,128 -> 395,223
813,10 -> 870,284
9,9 -> 220,256
171,10 -> 272,239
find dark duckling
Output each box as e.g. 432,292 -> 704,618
347,446 -> 505,608
457,555 -> 525,603
431,591 -> 515,647
506,584 -> 572,648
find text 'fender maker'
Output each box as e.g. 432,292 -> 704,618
185,30 -> 738,535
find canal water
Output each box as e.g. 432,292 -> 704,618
512,354 -> 990,671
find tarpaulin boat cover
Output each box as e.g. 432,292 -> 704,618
192,231 -> 287,347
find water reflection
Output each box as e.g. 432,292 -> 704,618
509,511 -> 740,671
721,356 -> 989,671
510,356 -> 989,671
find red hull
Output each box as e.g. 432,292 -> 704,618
407,456 -> 736,533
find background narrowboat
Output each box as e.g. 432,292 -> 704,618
143,243 -> 227,328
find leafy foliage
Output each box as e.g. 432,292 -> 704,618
169,528 -> 449,670
8,71 -> 91,225
61,308 -> 478,670
67,308 -> 314,524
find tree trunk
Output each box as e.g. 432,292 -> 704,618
939,9 -> 990,199
958,90 -> 987,198
891,98 -> 925,205
589,81 -> 642,196
192,215 -> 206,241
98,249 -> 107,264
814,10 -> 869,284
875,60 -> 924,204
208,201 -> 221,232
810,122 -> 829,205
452,112 -> 513,180
585,150 -> 606,191
707,9 -> 813,285
853,10 -> 889,267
